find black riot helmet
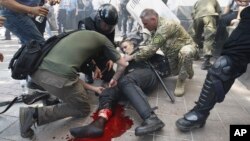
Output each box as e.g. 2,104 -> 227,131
98,4 -> 118,25
95,4 -> 118,34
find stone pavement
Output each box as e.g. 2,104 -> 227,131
1,37 -> 250,141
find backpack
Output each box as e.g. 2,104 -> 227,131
9,30 -> 78,80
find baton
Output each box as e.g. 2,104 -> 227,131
147,61 -> 175,103
130,48 -> 175,103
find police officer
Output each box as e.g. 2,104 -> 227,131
78,4 -> 118,84
190,0 -> 221,70
176,0 -> 250,132
125,9 -> 198,97
70,37 -> 165,138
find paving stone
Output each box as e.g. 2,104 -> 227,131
0,116 -> 18,134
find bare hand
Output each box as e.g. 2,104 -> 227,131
0,16 -> 6,27
30,6 -> 49,16
235,0 -> 250,6
109,79 -> 117,87
94,67 -> 102,79
47,0 -> 61,5
106,60 -> 114,71
230,19 -> 240,26
94,86 -> 105,95
0,53 -> 4,62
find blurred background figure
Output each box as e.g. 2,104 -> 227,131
118,0 -> 134,39
189,0 -> 221,70
215,0 -> 246,54
57,0 -> 77,33
4,29 -> 11,40
45,3 -> 58,37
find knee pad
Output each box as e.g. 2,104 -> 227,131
209,55 -> 233,81
208,56 -> 235,102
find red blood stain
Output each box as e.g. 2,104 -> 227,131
68,104 -> 133,141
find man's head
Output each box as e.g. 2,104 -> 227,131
120,39 -> 135,55
95,4 -> 118,34
140,9 -> 159,31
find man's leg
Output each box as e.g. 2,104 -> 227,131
2,10 -> 45,45
201,16 -> 217,70
215,12 -> 237,42
176,55 -> 249,131
190,18 -> 204,50
118,69 -> 165,136
70,87 -> 120,138
19,70 -> 90,138
175,44 -> 197,97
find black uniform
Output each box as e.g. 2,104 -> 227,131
78,15 -> 116,82
99,59 -> 157,120
176,6 -> 250,132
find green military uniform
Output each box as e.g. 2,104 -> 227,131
32,30 -> 121,125
190,0 -> 221,61
134,17 -> 197,96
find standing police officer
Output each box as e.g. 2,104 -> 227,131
176,0 -> 250,132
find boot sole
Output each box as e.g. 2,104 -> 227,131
176,121 -> 206,132
135,122 -> 165,136
19,108 -> 34,138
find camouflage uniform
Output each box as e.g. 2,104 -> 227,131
134,17 -> 197,96
190,0 -> 221,57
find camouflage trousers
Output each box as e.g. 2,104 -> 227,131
189,15 -> 218,56
168,44 -> 198,80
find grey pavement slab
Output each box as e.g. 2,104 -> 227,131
0,37 -> 250,141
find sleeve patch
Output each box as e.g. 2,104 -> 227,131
152,35 -> 165,46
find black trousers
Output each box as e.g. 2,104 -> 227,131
98,68 -> 157,120
207,7 -> 250,104
216,11 -> 238,41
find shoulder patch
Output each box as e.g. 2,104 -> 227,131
152,34 -> 165,46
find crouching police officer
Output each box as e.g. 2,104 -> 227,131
125,9 -> 198,97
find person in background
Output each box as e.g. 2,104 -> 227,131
215,0 -> 246,51
175,0 -> 250,132
4,29 -> 11,40
0,0 -> 61,104
0,7 -> 5,64
189,0 -> 221,70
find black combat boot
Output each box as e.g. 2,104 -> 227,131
201,55 -> 212,70
70,117 -> 107,138
135,114 -> 165,136
176,75 -> 217,132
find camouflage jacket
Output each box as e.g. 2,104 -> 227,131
192,0 -> 221,19
134,17 -> 195,61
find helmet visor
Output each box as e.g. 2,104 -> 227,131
99,20 -> 116,34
